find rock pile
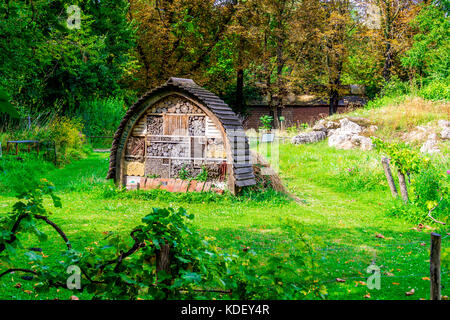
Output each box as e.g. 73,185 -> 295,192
291,131 -> 326,144
291,117 -> 376,150
438,120 -> 450,140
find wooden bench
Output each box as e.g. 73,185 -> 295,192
6,140 -> 40,155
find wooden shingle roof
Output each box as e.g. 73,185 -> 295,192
107,77 -> 256,188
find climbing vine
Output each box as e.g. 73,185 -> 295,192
0,180 -> 325,300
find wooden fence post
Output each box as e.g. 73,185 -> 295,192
381,157 -> 398,197
397,170 -> 409,203
430,232 -> 441,300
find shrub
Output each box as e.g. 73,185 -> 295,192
0,181 -> 323,300
259,115 -> 273,131
418,80 -> 450,101
380,77 -> 411,98
76,98 -> 126,136
37,116 -> 88,165
388,163 -> 449,224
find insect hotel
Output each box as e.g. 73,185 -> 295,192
107,78 -> 256,194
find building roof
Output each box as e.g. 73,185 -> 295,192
107,77 -> 256,188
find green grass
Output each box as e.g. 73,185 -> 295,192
0,143 -> 448,300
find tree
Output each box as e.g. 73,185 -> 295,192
402,1 -> 450,80
320,0 -> 355,115
0,0 -> 136,121
359,0 -> 422,82
127,0 -> 239,93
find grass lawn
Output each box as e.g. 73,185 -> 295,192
0,143 -> 448,300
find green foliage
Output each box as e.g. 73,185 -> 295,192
380,77 -> 411,98
0,0 -> 137,121
0,155 -> 54,195
334,165 -> 385,192
0,180 -> 319,300
178,165 -> 191,181
75,98 -> 126,137
37,117 -> 89,165
98,184 -> 291,207
372,138 -> 426,174
0,89 -> 19,118
286,126 -> 299,135
195,166 -> 208,182
259,115 -> 274,131
0,179 -> 62,269
374,138 -> 449,224
389,164 -> 449,224
418,79 -> 450,101
402,3 -> 450,81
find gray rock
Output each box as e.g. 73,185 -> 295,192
291,131 -> 327,144
438,120 -> 450,129
339,118 -> 362,134
438,120 -> 450,139
441,127 -> 450,140
420,133 -> 440,154
312,120 -> 327,132
351,135 -> 374,151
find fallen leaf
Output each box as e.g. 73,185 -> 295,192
364,293 -> 371,299
422,277 -> 430,281
336,278 -> 346,283
70,296 -> 79,300
405,289 -> 415,296
375,233 -> 385,239
14,283 -> 21,288
392,282 -> 400,285
23,290 -> 32,294
385,272 -> 394,277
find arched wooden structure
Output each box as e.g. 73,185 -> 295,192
107,78 -> 256,194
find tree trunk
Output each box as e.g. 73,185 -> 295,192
329,88 -> 339,116
397,170 -> 408,203
382,42 -> 393,82
381,157 -> 398,197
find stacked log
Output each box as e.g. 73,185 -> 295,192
189,116 -> 206,136
152,96 -> 204,114
147,142 -> 188,158
147,116 -> 163,135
